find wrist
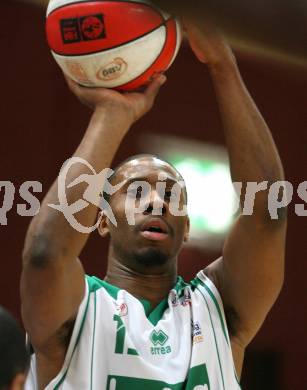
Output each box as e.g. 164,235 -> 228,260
207,54 -> 239,80
85,105 -> 132,141
94,102 -> 134,128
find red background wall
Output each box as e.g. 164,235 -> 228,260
0,2 -> 306,389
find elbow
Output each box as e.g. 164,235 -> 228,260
276,263 -> 285,296
267,176 -> 290,224
274,205 -> 288,223
22,235 -> 56,269
251,183 -> 289,226
267,200 -> 288,226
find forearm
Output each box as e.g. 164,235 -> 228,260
23,105 -> 132,264
207,60 -> 287,347
185,20 -> 287,354
210,59 -> 284,183
209,59 -> 285,216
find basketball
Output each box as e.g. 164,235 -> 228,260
46,0 -> 182,90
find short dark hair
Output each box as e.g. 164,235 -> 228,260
0,306 -> 30,389
103,154 -> 188,204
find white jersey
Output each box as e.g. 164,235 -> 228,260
25,271 -> 241,389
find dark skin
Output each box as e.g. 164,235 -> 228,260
99,159 -> 190,307
21,20 -> 286,388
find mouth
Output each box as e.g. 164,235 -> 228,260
140,218 -> 170,241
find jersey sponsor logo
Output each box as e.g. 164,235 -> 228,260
150,329 -> 168,346
150,329 -> 172,355
181,288 -> 192,307
170,290 -> 179,307
191,320 -> 204,344
151,345 -> 172,355
116,302 -> 128,317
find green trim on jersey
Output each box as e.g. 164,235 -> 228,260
192,275 -> 242,388
54,286 -> 91,389
86,275 -> 189,326
86,275 -> 119,300
173,276 -> 190,294
140,297 -> 169,326
191,276 -> 229,345
203,283 -> 230,345
106,363 -> 210,389
197,287 -> 226,390
90,291 -> 97,390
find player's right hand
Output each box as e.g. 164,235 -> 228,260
183,18 -> 235,69
65,74 -> 166,125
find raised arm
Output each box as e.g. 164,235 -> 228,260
184,21 -> 287,374
21,76 -> 166,350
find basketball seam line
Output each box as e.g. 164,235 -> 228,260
117,19 -> 176,89
47,0 -> 167,18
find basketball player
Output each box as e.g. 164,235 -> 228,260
22,21 -> 287,389
0,306 -> 29,390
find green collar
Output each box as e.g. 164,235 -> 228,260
86,275 -> 188,326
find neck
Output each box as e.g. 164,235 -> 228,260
105,251 -> 177,308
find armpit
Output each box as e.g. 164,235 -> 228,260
224,304 -> 241,338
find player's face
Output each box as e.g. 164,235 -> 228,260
99,157 -> 189,269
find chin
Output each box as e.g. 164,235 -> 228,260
133,247 -> 169,267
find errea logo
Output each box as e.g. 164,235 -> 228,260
150,330 -> 171,355
150,329 -> 168,346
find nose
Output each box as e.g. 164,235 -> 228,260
143,188 -> 167,216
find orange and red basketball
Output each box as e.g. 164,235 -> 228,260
46,0 -> 182,90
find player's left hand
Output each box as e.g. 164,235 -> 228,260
65,73 -> 166,124
183,17 -> 235,67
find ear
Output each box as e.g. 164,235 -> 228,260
10,373 -> 26,390
97,211 -> 110,238
183,217 -> 190,242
